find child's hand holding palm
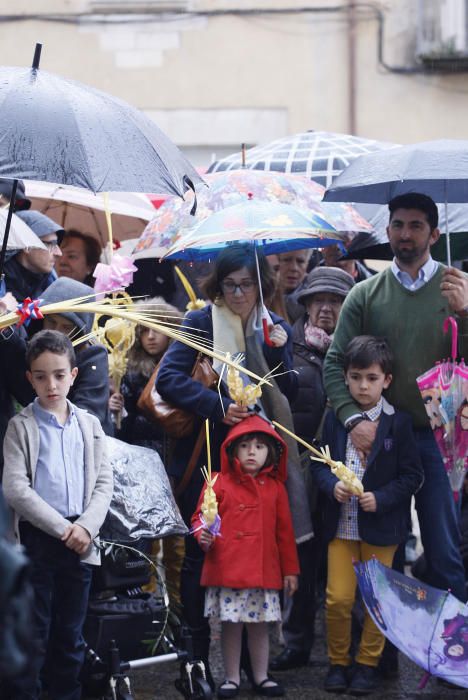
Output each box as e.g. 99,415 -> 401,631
333,480 -> 353,503
200,529 -> 215,552
359,492 -> 377,512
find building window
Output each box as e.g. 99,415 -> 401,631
418,0 -> 468,57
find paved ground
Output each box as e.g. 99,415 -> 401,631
91,610 -> 466,700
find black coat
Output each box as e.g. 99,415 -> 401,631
290,315 -> 327,445
4,257 -> 55,302
72,345 -> 114,435
0,330 -> 33,472
311,405 -> 424,546
118,370 -> 164,454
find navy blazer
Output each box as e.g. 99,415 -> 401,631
311,402 -> 424,546
156,305 -> 297,480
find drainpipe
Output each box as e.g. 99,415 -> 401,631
347,0 -> 357,134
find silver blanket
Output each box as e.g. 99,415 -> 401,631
101,437 -> 187,542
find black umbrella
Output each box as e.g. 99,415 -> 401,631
347,202 -> 468,263
0,44 -> 202,282
346,236 -> 468,264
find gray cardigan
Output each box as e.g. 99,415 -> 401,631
2,402 -> 113,565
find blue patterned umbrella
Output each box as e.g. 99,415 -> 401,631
164,198 -> 341,346
163,199 -> 340,262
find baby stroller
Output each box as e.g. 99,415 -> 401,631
82,539 -> 212,700
81,437 -> 212,700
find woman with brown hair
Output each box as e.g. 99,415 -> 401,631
156,243 -> 311,687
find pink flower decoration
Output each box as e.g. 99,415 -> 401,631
93,254 -> 138,296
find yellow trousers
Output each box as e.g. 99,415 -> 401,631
326,538 -> 397,668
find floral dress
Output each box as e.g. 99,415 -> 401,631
204,587 -> 281,623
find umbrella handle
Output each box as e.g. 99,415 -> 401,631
443,316 -> 458,361
262,317 -> 274,347
0,179 -> 17,282
183,175 -> 198,216
417,672 -> 431,690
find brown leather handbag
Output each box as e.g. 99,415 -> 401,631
137,353 -> 218,438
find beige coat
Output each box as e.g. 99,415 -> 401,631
2,402 -> 113,565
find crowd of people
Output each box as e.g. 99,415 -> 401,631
0,181 -> 467,700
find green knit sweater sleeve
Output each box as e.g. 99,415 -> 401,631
323,281 -> 367,426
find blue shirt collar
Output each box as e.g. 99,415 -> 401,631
391,255 -> 438,288
33,397 -> 75,426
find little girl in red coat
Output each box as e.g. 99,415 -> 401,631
192,415 -> 299,699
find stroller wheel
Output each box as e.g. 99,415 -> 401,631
115,677 -> 134,700
190,676 -> 212,700
175,662 -> 213,700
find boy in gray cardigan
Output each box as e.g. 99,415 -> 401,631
2,330 -> 113,700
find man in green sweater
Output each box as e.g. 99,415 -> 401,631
324,193 -> 468,602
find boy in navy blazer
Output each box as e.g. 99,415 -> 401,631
312,336 -> 423,696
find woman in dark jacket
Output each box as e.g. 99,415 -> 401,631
156,243 -> 310,681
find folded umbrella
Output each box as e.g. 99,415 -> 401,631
417,317 -> 468,498
355,557 -> 468,689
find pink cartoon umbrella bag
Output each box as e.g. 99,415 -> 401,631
416,317 -> 468,498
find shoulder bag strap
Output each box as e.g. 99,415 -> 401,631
174,425 -> 207,499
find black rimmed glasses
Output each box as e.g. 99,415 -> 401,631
42,240 -> 60,252
221,279 -> 257,295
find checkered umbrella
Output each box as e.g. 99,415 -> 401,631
208,131 -> 398,187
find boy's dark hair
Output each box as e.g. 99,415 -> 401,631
201,243 -> 276,303
388,193 -> 439,230
344,335 -> 393,375
229,431 -> 281,470
26,330 -> 76,370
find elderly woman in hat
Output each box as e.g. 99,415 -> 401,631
271,266 -> 354,674
290,266 -> 355,446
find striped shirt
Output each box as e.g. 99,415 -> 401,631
336,398 -> 383,540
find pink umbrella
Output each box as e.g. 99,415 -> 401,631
417,317 -> 468,498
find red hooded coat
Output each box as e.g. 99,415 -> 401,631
192,415 -> 299,590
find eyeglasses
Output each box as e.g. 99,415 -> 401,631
42,240 -> 60,252
221,280 -> 257,294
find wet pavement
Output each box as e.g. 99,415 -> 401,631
95,610 -> 466,700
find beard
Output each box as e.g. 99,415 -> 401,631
392,241 -> 430,264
